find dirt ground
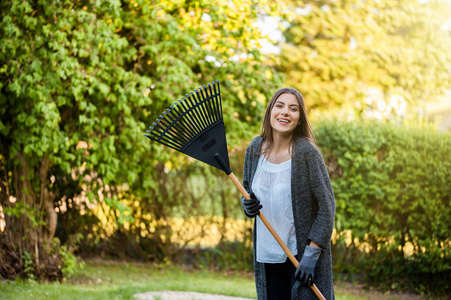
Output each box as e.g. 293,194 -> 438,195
134,291 -> 253,300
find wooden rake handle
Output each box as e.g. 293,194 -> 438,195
228,172 -> 326,300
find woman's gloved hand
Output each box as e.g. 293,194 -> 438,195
295,245 -> 322,285
242,192 -> 262,218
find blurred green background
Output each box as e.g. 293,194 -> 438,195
1,0 -> 450,298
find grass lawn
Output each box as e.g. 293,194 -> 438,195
0,259 -> 413,300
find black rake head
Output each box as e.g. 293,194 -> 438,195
144,80 -> 231,174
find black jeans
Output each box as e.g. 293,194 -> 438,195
264,256 -> 298,300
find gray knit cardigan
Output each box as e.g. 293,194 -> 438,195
241,136 -> 336,300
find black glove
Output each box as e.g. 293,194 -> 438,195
242,192 -> 262,218
295,245 -> 322,285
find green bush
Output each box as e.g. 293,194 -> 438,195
315,119 -> 451,296
21,251 -> 36,281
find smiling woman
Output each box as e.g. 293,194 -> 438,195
240,87 -> 336,300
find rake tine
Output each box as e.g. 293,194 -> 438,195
189,91 -> 209,129
152,119 -> 186,149
212,82 -> 221,122
186,93 -> 208,130
148,121 -> 166,138
196,86 -> 213,127
162,111 -> 193,143
179,97 -> 203,135
202,85 -> 216,124
180,99 -> 205,134
218,80 -> 224,120
152,117 -> 175,138
157,114 -> 189,143
145,129 -> 181,151
194,88 -> 213,127
144,129 -> 159,141
211,81 -> 220,122
214,80 -> 223,120
158,135 -> 185,150
152,134 -> 185,151
169,101 -> 198,136
150,119 -> 186,150
201,85 -> 216,124
207,83 -> 219,122
145,128 -> 165,143
165,108 -> 198,140
160,128 -> 189,148
180,94 -> 204,134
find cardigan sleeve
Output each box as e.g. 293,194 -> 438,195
306,150 -> 336,249
240,136 -> 262,216
240,143 -> 253,216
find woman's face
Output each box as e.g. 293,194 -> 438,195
270,93 -> 301,136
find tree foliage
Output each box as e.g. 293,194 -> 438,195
278,0 -> 451,112
0,0 -> 282,280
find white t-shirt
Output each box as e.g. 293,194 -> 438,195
252,154 -> 298,263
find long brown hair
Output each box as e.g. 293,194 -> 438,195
260,87 -> 317,156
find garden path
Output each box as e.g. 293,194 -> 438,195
134,291 -> 254,300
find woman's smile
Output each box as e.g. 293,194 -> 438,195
277,118 -> 290,125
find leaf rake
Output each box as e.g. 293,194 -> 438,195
144,80 -> 326,300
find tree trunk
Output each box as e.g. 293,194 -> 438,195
39,156 -> 57,246
0,153 -> 62,281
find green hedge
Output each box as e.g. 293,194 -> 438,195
315,119 -> 451,296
